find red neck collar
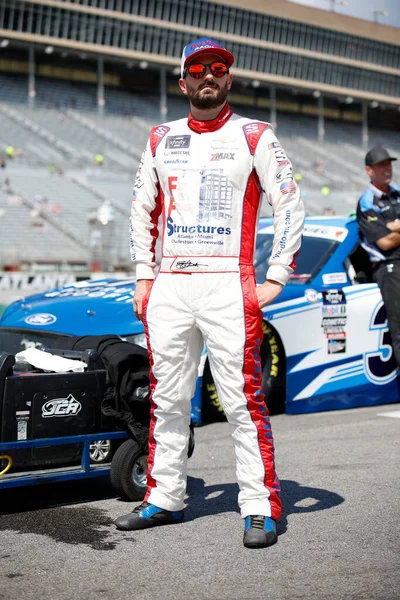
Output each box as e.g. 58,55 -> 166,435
187,103 -> 232,133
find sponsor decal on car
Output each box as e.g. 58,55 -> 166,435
305,289 -> 319,304
322,305 -> 346,315
322,272 -> 348,285
24,313 -> 57,325
328,339 -> 346,354
327,332 -> 346,339
321,317 -> 347,327
303,225 -> 348,242
322,290 -> 346,305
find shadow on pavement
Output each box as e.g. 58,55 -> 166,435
0,475 -> 344,549
185,476 -> 345,536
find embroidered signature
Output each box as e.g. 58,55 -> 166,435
175,260 -> 208,269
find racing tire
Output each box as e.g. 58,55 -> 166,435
201,321 -> 286,421
110,439 -> 148,501
260,321 -> 286,415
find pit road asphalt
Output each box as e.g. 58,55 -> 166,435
1,404 -> 399,600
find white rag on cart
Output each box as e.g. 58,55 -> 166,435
15,348 -> 87,373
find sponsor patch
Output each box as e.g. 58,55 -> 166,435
210,152 -> 235,161
134,150 -> 145,189
164,158 -> 188,164
276,166 -> 293,183
274,148 -> 288,163
280,181 -> 297,195
166,135 -> 191,149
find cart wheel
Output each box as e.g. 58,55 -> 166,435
110,439 -> 147,501
90,439 -> 113,464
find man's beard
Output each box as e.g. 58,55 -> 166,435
186,80 -> 229,110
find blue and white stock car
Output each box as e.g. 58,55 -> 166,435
0,216 -> 398,422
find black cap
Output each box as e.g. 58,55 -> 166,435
365,147 -> 397,166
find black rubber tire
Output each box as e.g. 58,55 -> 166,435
201,321 -> 286,421
260,321 -> 286,415
110,439 -> 148,501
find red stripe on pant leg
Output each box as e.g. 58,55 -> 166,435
240,264 -> 282,521
141,286 -> 158,500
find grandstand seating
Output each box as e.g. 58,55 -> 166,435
1,72 -> 399,268
0,167 -> 131,267
0,174 -> 87,264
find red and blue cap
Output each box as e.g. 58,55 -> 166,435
180,37 -> 234,77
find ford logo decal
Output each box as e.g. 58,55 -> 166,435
24,313 -> 57,325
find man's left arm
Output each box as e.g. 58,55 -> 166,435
253,127 -> 305,308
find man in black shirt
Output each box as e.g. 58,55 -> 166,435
356,146 -> 400,368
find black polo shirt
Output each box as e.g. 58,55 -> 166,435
356,183 -> 400,263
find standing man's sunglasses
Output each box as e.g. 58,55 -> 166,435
184,61 -> 229,79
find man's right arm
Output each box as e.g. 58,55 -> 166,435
130,141 -> 161,321
130,141 -> 161,281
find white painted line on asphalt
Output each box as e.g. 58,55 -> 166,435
376,410 -> 400,418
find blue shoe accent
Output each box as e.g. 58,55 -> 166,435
139,504 -> 164,519
115,502 -> 184,531
139,504 -> 183,521
244,516 -> 251,532
264,517 -> 276,533
243,515 -> 277,548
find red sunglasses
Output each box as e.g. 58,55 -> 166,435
185,61 -> 229,79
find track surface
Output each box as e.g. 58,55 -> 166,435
1,404 -> 399,600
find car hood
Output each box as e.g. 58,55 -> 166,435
0,277 -> 311,337
0,278 -> 143,337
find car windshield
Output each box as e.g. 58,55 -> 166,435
0,328 -> 69,355
254,233 -> 338,284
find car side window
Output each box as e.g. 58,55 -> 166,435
346,243 -> 373,285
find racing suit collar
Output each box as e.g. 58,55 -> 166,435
187,103 -> 233,133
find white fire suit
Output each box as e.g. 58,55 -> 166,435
130,103 -> 304,520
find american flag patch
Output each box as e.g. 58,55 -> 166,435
280,181 -> 297,194
268,142 -> 281,149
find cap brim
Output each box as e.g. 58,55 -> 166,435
183,48 -> 234,72
366,156 -> 397,165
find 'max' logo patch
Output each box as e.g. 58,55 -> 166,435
210,152 -> 235,161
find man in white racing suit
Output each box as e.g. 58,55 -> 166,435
115,37 -> 305,549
